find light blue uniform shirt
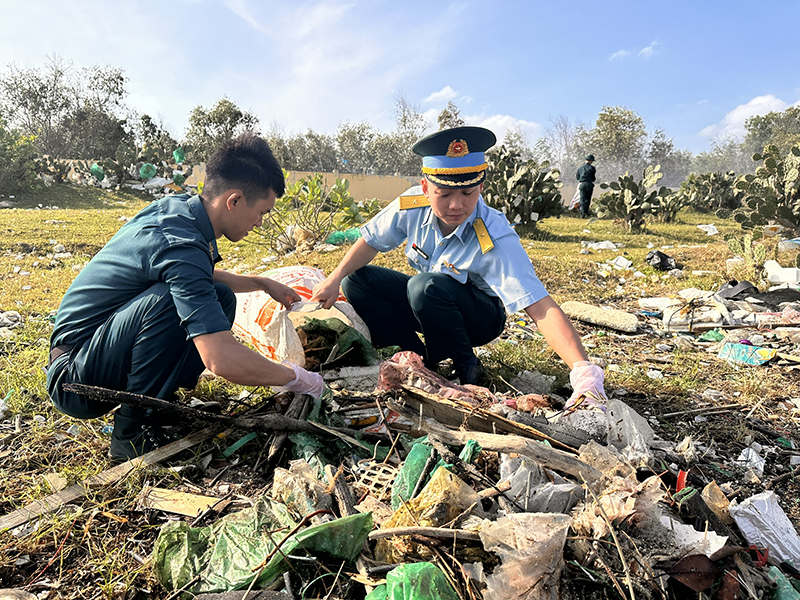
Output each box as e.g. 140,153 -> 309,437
360,194 -> 549,314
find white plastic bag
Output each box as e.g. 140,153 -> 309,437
568,188 -> 581,211
231,266 -> 370,368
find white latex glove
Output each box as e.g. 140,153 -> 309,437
567,360 -> 607,409
276,363 -> 325,399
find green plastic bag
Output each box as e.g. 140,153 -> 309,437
89,163 -> 105,181
152,497 -> 372,594
391,438 -> 434,509
365,562 -> 460,600
325,227 -> 362,245
172,172 -> 186,186
391,438 -> 482,510
173,147 -> 186,164
139,162 -> 157,180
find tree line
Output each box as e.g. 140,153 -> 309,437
2,57 -> 799,187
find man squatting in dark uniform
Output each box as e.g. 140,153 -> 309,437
311,126 -> 606,404
47,134 -> 324,461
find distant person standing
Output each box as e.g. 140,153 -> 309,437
576,154 -> 596,218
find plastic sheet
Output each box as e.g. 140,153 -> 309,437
606,399 -> 654,466
717,342 -> 777,366
729,491 -> 800,566
152,497 -> 372,594
391,438 -> 434,510
365,562 -> 460,600
480,513 -> 571,600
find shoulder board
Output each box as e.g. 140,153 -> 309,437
473,218 -> 495,253
399,195 -> 430,210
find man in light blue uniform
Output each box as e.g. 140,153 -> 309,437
312,126 -> 604,401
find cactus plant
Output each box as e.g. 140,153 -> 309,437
483,146 -> 564,226
679,171 -> 742,213
596,165 -> 671,231
726,233 -> 768,281
717,145 -> 800,231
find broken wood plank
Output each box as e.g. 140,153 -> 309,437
419,417 -> 604,484
394,384 -> 577,453
137,486 -> 231,517
0,428 -> 218,532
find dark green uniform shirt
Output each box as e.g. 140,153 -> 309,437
576,163 -> 596,183
51,194 -> 231,348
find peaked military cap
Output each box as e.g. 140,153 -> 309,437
412,126 -> 497,188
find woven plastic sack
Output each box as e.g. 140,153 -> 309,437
231,265 -> 370,368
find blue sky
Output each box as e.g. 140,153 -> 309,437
1,0 -> 798,154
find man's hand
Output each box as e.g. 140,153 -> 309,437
311,276 -> 342,309
262,278 -> 301,309
567,360 -> 607,409
276,363 -> 326,398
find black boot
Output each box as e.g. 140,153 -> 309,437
456,359 -> 487,386
109,406 -> 177,463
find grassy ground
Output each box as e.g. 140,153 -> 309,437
1,184 -> 799,597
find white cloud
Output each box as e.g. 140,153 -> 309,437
469,114 -> 542,145
609,49 -> 630,61
638,41 -> 657,60
700,94 -> 792,139
423,86 -> 459,104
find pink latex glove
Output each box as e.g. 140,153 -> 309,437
566,361 -> 607,410
276,363 -> 325,399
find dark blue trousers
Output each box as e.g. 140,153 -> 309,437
47,282 -> 236,426
342,266 -> 506,371
579,182 -> 594,217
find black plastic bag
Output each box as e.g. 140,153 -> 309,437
645,250 -> 677,271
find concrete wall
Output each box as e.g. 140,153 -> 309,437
187,164 -> 419,202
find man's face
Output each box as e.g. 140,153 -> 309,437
422,179 -> 482,230
226,191 -> 276,242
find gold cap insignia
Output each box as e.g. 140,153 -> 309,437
446,139 -> 469,158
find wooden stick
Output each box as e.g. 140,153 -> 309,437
660,404 -> 742,418
368,526 -> 481,543
63,383 -> 388,442
408,415 -> 603,484
0,428 -> 218,532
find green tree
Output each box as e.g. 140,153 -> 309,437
393,93 -> 428,176
692,138 -> 753,175
286,129 -> 338,172
0,56 -> 129,159
0,118 -> 39,193
579,106 -> 647,179
645,129 -> 693,187
744,106 -> 800,156
336,121 -> 375,174
184,97 -> 260,162
437,101 -> 465,130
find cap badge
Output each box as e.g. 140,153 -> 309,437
446,139 -> 469,158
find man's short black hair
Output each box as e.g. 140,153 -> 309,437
203,133 -> 285,202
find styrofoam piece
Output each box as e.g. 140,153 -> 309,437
764,260 -> 800,285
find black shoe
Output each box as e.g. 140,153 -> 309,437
456,360 -> 487,386
109,411 -> 179,463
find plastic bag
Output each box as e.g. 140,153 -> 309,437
139,162 -> 157,180
480,513 -> 571,600
568,188 -> 581,211
172,147 -> 185,164
645,250 -> 677,271
365,562 -> 460,600
90,163 -> 105,181
152,496 -> 372,594
231,265 -> 370,367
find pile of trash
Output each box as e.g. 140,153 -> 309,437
117,346 -> 799,600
